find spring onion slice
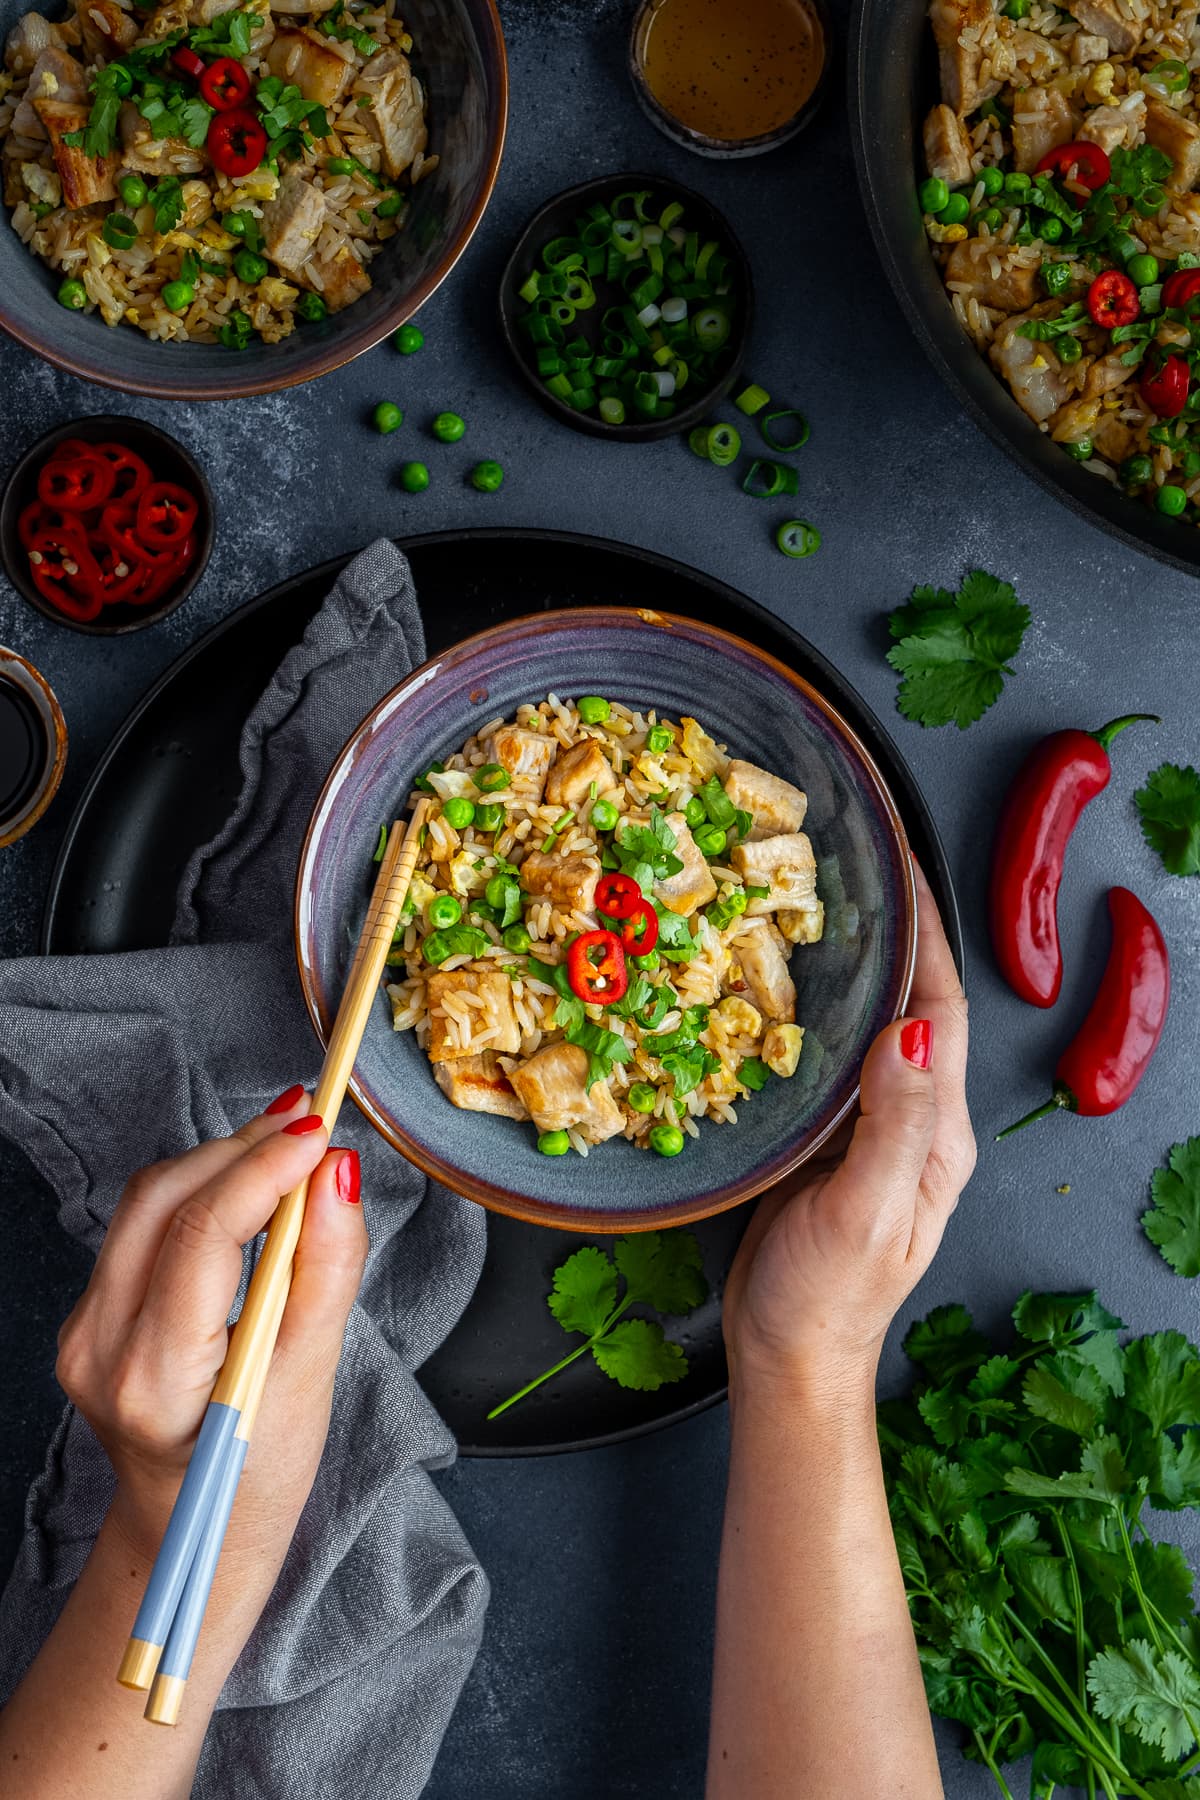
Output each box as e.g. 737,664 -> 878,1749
599,396 -> 625,424
743,459 -> 800,499
761,408 -> 810,452
1147,58 -> 1189,93
705,423 -> 741,466
776,520 -> 821,558
735,383 -> 771,416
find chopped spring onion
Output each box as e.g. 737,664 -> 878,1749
637,302 -> 661,327
372,823 -> 388,862
705,422 -> 740,466
776,519 -> 821,559
760,408 -> 810,452
600,396 -> 626,424
1146,58 -> 1189,94
735,383 -> 771,416
654,370 -> 676,397
541,809 -> 576,852
660,296 -> 687,323
692,305 -> 731,350
743,459 -> 800,498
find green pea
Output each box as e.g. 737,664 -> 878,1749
374,400 -> 403,435
503,923 -> 532,953
231,249 -> 265,285
1003,0 -> 1030,16
628,1083 -> 658,1114
918,176 -> 950,216
577,695 -> 610,724
485,874 -> 518,909
1064,437 -> 1093,461
631,950 -> 660,972
395,323 -> 424,353
590,797 -> 619,831
327,156 -> 355,174
399,461 -> 430,492
377,191 -> 405,219
646,725 -> 672,753
1003,171 -> 1031,199
161,280 -> 194,313
225,211 -> 250,238
974,206 -> 1003,233
1037,215 -> 1064,242
428,894 -> 462,929
1156,484 -> 1188,516
1042,260 -> 1072,296
941,193 -> 970,225
443,796 -> 476,829
977,165 -> 1005,197
219,309 -> 253,351
649,1123 -> 685,1157
296,292 -> 327,323
1121,453 -> 1154,486
1057,334 -> 1083,364
432,410 -> 466,442
118,174 -> 148,209
474,801 -> 505,832
537,1129 -> 571,1156
422,931 -> 452,964
1127,253 -> 1161,288
57,277 -> 87,311
470,459 -> 504,492
694,823 -> 727,858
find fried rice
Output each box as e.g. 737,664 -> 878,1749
384,696 -> 825,1161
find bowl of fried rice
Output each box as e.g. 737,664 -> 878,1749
0,0 -> 506,397
295,607 -> 918,1234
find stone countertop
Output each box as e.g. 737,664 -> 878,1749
2,0 -> 1199,1794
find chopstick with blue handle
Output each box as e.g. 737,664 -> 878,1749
118,800 -> 430,1711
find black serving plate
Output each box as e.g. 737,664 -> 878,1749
42,528 -> 961,1456
849,0 -> 1200,579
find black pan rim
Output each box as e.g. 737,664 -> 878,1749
847,0 -> 1200,581
40,525 -> 963,1457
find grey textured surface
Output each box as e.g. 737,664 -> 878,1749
1,0 -> 1198,1794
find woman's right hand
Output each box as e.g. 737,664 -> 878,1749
54,1087 -> 368,1577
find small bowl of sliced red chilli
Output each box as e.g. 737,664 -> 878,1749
0,416 -> 214,635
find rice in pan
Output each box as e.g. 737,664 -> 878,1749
384,695 -> 825,1161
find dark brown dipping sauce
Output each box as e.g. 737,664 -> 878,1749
0,674 -> 48,824
638,0 -> 825,141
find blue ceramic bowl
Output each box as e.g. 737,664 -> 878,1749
0,0 -> 505,400
295,608 -> 917,1233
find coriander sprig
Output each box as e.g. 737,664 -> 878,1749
886,568 -> 1031,730
487,1230 -> 707,1420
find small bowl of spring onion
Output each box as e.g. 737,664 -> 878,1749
498,172 -> 753,441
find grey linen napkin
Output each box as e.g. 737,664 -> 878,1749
0,540 -> 489,1798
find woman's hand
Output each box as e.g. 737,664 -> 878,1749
722,860 -> 975,1398
54,1086 -> 368,1574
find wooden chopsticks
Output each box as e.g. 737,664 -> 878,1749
118,800 -> 430,1725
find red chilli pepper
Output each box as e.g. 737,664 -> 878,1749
92,440 -> 153,501
37,450 -> 116,512
1161,269 -> 1200,308
989,713 -> 1159,1007
26,527 -> 105,620
200,56 -> 252,111
997,888 -> 1170,1137
172,45 -> 205,78
595,871 -> 643,919
1036,140 -> 1111,192
1140,353 -> 1190,418
1087,269 -> 1139,329
207,108 -> 267,178
617,902 -> 659,955
566,929 -> 628,1004
136,481 -> 198,549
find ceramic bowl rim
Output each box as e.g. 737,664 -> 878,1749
0,643 -> 67,845
0,0 -> 508,401
497,170 -> 755,442
0,414 -> 215,634
294,604 -> 918,1232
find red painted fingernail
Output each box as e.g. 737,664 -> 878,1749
282,1114 -> 324,1136
334,1149 -> 361,1205
900,1019 -> 934,1070
265,1083 -> 306,1116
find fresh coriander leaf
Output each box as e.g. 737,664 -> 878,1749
614,805 -> 683,881
190,6 -> 254,54
917,1383 -> 970,1449
1004,1548 -> 1073,1626
1016,301 -> 1086,341
149,176 -> 184,233
1133,1539 -> 1196,1626
1144,1136 -> 1200,1276
1151,1427 -> 1200,1509
895,1446 -> 972,1542
967,1355 -> 1020,1400
546,1245 -> 618,1336
737,1056 -> 770,1092
653,904 -> 699,963
1124,1330 -> 1200,1434
903,1303 -> 989,1383
1022,1357 -> 1105,1436
1012,1289 -> 1124,1347
1030,175 -> 1082,231
436,925 -> 489,961
1087,1640 -> 1200,1760
886,569 -> 1030,730
177,96 -> 214,147
553,993 -> 585,1032
591,1317 -> 688,1391
1110,143 -> 1173,204
613,1229 -> 707,1315
564,1017 -> 632,1088
660,1045 -> 720,1098
1135,764 -> 1200,875
1030,1743 -> 1086,1798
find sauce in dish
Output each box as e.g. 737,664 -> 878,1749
635,0 -> 825,145
0,671 -> 47,826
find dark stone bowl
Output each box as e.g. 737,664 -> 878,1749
295,607 -> 918,1234
850,0 -> 1200,577
0,0 -> 506,400
0,413 -> 214,634
498,172 -> 753,442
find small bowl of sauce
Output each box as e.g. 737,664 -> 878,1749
0,645 -> 67,848
629,0 -> 831,158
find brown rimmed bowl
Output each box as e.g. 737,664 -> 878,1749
295,606 -> 917,1234
0,643 -> 67,845
0,0 -> 506,400
0,415 -> 214,634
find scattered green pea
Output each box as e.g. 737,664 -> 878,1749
694,823 -> 727,858
683,796 -> 707,830
1057,334 -> 1082,364
649,1123 -> 685,1157
474,801 -> 505,832
470,459 -> 504,492
399,461 -> 430,492
1127,253 -> 1161,287
374,400 -> 403,435
1121,453 -> 1154,486
646,725 -> 673,753
432,410 -> 465,442
941,193 -> 970,226
394,323 -> 424,353
233,249 -> 267,284
1037,215 -> 1064,242
1064,437 -> 1093,461
118,174 -> 148,209
538,1129 -> 571,1156
326,156 -> 355,174
377,191 -> 405,219
977,165 -> 1004,197
503,923 -> 532,953
1156,484 -> 1188,516
161,280 -> 194,313
1003,171 -> 1031,199
296,292 -> 327,322
918,176 -> 950,216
